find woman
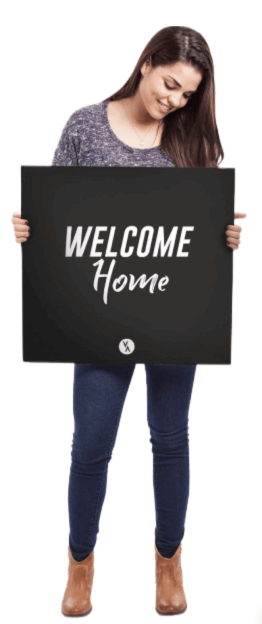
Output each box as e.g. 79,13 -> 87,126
12,26 -> 245,617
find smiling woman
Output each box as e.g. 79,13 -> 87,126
49,26 -> 246,619
103,29 -> 222,167
12,24 -> 245,619
104,60 -> 206,158
50,28 -> 222,168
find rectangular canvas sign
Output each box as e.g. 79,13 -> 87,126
21,166 -> 234,364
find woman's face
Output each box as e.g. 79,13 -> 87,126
140,59 -> 203,119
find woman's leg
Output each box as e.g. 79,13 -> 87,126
69,363 -> 135,561
145,364 -> 197,558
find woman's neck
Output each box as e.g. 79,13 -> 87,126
107,98 -> 164,149
121,95 -> 156,125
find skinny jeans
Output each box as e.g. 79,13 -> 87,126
69,363 -> 196,561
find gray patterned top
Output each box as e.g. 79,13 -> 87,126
51,99 -> 175,168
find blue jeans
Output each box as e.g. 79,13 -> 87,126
69,363 -> 196,561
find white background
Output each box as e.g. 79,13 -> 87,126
2,1 -> 261,622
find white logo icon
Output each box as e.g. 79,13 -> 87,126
119,339 -> 135,355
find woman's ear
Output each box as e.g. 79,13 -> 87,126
141,57 -> 151,77
140,63 -> 146,77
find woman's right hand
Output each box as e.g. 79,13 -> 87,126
12,212 -> 30,243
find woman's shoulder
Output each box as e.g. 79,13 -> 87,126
65,100 -> 105,134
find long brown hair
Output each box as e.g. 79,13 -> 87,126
103,26 -> 223,168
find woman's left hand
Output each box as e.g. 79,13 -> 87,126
225,212 -> 246,250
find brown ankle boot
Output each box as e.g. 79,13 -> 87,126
61,545 -> 94,616
155,541 -> 187,615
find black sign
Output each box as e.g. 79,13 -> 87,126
21,166 -> 234,364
